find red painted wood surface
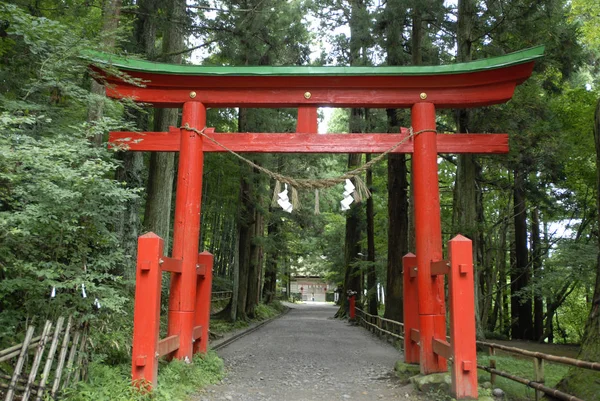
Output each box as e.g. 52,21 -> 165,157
131,233 -> 164,388
108,131 -> 509,154
168,102 -> 206,360
297,107 -> 318,133
412,102 -> 447,374
403,253 -> 420,364
105,83 -> 518,109
349,295 -> 356,320
193,252 -> 213,354
96,62 -> 534,109
448,235 -> 478,399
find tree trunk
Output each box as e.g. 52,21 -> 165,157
512,166 -> 533,339
337,0 -> 368,317
88,0 -> 122,146
339,149 -> 364,316
235,108 -> 254,321
263,207 -> 280,304
531,207 -> 544,341
453,0 -> 485,340
142,0 -> 186,248
246,204 -> 263,318
382,0 -> 409,322
115,151 -> 144,281
557,99 -> 600,399
366,154 -> 378,316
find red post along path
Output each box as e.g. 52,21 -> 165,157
448,235 -> 478,399
131,233 -> 164,388
193,252 -> 214,354
168,102 -> 206,360
402,253 -> 419,364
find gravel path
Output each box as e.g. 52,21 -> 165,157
195,302 -> 414,401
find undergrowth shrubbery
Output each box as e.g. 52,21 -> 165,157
64,352 -> 224,401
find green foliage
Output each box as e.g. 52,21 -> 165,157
0,3 -> 138,346
63,352 -> 224,401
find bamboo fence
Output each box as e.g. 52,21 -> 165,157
0,316 -> 88,401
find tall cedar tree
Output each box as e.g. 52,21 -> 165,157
382,0 -> 410,322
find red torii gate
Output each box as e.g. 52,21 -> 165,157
89,45 -> 543,397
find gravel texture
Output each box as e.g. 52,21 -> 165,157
195,302 -> 416,401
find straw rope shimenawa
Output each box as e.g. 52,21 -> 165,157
180,124 -> 437,212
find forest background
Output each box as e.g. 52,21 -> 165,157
1,0 -> 600,399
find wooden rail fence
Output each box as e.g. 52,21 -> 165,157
354,308 -> 591,401
211,291 -> 233,301
0,316 -> 88,401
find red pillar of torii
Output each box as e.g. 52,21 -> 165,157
89,46 -> 543,396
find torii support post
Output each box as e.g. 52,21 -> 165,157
193,251 -> 213,354
131,233 -> 163,388
448,235 -> 478,399
402,253 -> 419,364
412,102 -> 447,374
168,102 -> 206,360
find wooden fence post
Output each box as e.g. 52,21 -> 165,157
131,233 -> 164,389
489,346 -> 496,386
534,357 -> 545,401
403,253 -> 420,364
193,252 -> 213,354
448,235 -> 478,399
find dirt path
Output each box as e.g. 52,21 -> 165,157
195,302 -> 414,401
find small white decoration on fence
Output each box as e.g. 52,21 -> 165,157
81,284 -> 87,299
340,179 -> 355,211
277,184 -> 293,213
50,287 -> 56,298
94,298 -> 101,309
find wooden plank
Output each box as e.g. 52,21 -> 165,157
430,260 -> 449,276
160,256 -> 182,273
157,335 -> 180,357
36,317 -> 64,401
432,338 -> 452,360
109,131 -> 509,154
5,326 -> 35,401
192,325 -> 203,341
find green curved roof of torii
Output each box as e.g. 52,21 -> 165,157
86,46 -> 544,77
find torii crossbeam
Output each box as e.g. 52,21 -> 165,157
89,45 -> 543,397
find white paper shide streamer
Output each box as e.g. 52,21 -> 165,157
81,283 -> 87,298
50,287 -> 56,298
340,179 -> 355,211
277,183 -> 293,213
